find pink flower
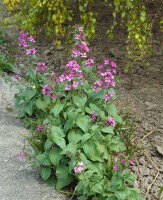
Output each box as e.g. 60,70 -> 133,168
36,61 -> 48,71
91,112 -> 96,122
86,58 -> 94,67
129,160 -> 134,165
122,159 -> 126,164
51,94 -> 56,100
26,48 -> 36,55
107,117 -> 115,127
104,59 -> 110,65
113,164 -> 118,170
93,86 -> 98,92
104,94 -> 110,101
14,74 -> 20,79
51,72 -> 56,78
37,125 -> 43,131
18,152 -> 24,159
28,36 -> 35,43
73,161 -> 84,174
65,84 -> 71,91
73,81 -> 79,88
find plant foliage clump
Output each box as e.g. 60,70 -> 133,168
15,27 -> 144,200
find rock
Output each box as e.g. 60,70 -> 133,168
5,104 -> 13,112
139,157 -> 146,166
139,166 -> 150,176
145,101 -> 157,110
43,49 -> 52,56
155,145 -> 163,156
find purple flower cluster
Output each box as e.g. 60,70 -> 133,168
93,60 -> 117,94
36,61 -> 48,72
107,117 -> 115,127
91,112 -> 96,122
18,30 -> 36,55
113,159 -> 134,171
36,125 -> 46,131
42,84 -> 55,99
73,161 -> 84,174
103,91 -> 114,101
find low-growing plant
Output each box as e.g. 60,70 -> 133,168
0,53 -> 14,72
16,27 -> 144,200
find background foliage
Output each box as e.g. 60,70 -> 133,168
2,0 -> 153,60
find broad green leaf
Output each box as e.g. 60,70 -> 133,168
64,120 -> 73,132
44,139 -> 53,151
24,101 -> 33,115
24,88 -> 36,102
26,70 -> 36,81
108,104 -> 117,117
36,96 -> 50,111
101,126 -> 114,134
49,148 -> 62,166
56,174 -> 73,190
76,116 -> 90,132
50,127 -> 66,148
81,133 -> 91,143
78,196 -> 88,200
92,183 -> 103,194
56,165 -> 69,179
51,103 -> 63,117
68,129 -> 83,144
83,141 -> 103,162
41,167 -> 51,180
106,195 -> 118,200
51,126 -> 64,137
60,143 -> 78,155
67,109 -> 78,122
73,96 -> 87,109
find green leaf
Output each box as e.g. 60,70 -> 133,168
68,129 -> 83,144
56,165 -> 69,179
24,88 -> 36,102
64,120 -> 73,132
83,140 -> 103,162
49,148 -> 62,166
158,186 -> 163,200
24,101 -> 33,115
92,183 -> 103,194
44,139 -> 53,151
76,116 -> 90,132
81,133 -> 91,143
67,109 -> 79,122
26,70 -> 36,82
106,195 -> 118,200
56,174 -> 73,190
101,126 -> 114,134
41,167 -> 51,180
50,127 -> 66,148
51,126 -> 64,137
51,103 -> 63,117
36,96 -> 50,111
78,196 -> 88,200
74,96 -> 87,109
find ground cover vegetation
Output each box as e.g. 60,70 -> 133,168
0,29 -> 14,72
2,0 -> 153,62
15,26 -> 145,200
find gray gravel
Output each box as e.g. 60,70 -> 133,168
0,76 -> 67,200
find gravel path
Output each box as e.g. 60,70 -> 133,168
0,76 -> 66,200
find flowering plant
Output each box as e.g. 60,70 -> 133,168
15,27 -> 144,200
